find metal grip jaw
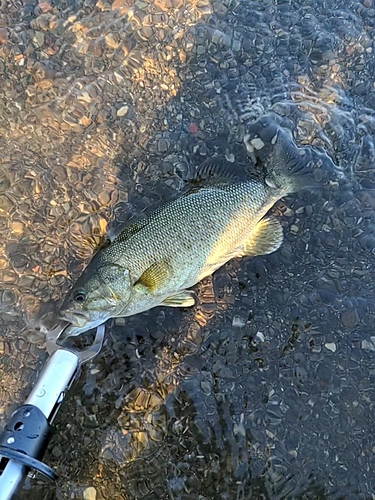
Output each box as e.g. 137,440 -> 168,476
0,323 -> 106,500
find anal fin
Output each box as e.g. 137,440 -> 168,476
161,290 -> 196,308
243,217 -> 283,257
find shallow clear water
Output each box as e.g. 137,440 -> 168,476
1,0 -> 375,498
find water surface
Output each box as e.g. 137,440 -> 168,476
1,0 -> 375,498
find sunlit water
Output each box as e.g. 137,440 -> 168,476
1,0 -> 375,498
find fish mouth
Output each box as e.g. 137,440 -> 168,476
59,310 -> 89,328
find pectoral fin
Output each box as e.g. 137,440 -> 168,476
135,261 -> 171,292
161,290 -> 196,308
243,217 -> 283,257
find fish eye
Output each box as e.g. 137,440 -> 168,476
73,290 -> 86,303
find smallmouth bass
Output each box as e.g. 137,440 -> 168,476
59,121 -> 340,338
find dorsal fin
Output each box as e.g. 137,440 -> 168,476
188,158 -> 250,188
113,217 -> 149,244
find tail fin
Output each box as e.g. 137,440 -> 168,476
244,113 -> 344,194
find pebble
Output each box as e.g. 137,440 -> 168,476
33,31 -> 45,47
232,314 -> 247,327
0,27 -> 8,44
256,331 -> 265,342
189,122 -> 198,134
157,138 -> 170,152
340,309 -> 359,328
51,446 -> 62,458
105,33 -> 120,49
83,487 -> 97,500
1,0 -> 375,497
361,338 -> 375,351
324,342 -> 337,353
284,207 -> 295,217
116,105 -> 129,117
247,137 -> 265,151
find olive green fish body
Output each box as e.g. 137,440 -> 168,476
59,178 -> 286,337
58,113 -> 344,338
111,181 -> 283,315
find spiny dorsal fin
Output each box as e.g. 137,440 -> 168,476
188,157 -> 250,189
114,217 -> 149,244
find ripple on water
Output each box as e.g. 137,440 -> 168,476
2,0 -> 375,499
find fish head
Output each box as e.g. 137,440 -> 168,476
59,263 -> 132,337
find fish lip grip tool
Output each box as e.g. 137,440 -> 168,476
0,323 -> 105,500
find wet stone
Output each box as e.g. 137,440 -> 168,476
324,342 -> 337,353
51,446 -> 62,458
340,309 -> 359,328
83,487 -> 97,500
361,337 -> 375,351
1,0 -> 375,499
116,105 -> 129,117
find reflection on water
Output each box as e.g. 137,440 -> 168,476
1,0 -> 375,498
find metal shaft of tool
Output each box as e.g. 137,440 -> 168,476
0,349 -> 80,500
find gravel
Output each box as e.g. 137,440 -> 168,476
1,0 -> 375,499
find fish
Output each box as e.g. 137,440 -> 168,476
58,120 -> 340,339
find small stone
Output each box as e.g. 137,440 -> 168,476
51,446 -> 62,458
38,2 -> 53,13
213,1 -> 227,14
233,420 -> 246,437
361,339 -> 375,351
232,39 -> 242,52
105,33 -> 119,49
33,31 -> 45,47
189,122 -> 198,134
135,0 -> 149,8
117,105 -> 129,117
114,317 -> 126,326
16,57 -> 25,66
79,116 -> 92,127
83,487 -> 97,500
324,342 -> 336,353
0,28 -> 8,44
256,331 -> 265,342
157,138 -> 170,153
283,207 -> 294,217
250,137 -> 265,150
290,224 -> 299,234
11,221 -> 24,234
232,315 -> 246,327
112,0 -> 127,9
340,309 -> 359,328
